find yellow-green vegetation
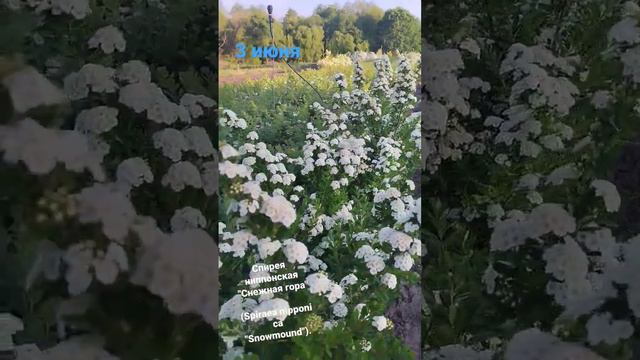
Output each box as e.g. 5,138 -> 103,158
219,57 -> 409,151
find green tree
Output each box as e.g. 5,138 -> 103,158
329,31 -> 356,53
352,2 -> 384,50
314,5 -> 340,52
221,5 -> 264,54
378,8 -> 420,52
355,39 -> 369,51
283,9 -> 301,47
219,9 -> 227,33
243,13 -> 270,47
313,6 -> 367,53
293,25 -> 324,62
271,21 -> 285,47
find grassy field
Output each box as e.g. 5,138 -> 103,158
219,57 -> 379,150
220,66 -> 286,85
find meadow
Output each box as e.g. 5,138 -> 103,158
219,56 -> 383,150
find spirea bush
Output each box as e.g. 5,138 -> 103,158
217,56 -> 421,359
423,1 -> 640,359
0,0 -> 220,359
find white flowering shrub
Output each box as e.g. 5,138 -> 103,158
424,1 -> 640,359
218,57 -> 421,358
0,0 -> 220,358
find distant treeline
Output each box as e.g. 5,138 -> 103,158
219,2 -> 420,62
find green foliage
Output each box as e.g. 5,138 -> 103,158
219,61 -> 378,150
329,31 -> 356,54
293,25 -> 325,62
244,14 -> 271,48
378,8 -> 420,53
353,3 -> 385,50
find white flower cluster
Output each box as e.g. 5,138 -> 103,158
371,56 -> 392,97
541,235 -> 616,316
379,227 -> 418,253
182,125 -> 215,158
22,0 -> 91,19
355,244 -> 388,275
221,109 -> 248,129
380,273 -> 397,289
590,179 -> 621,213
390,56 -> 418,109
260,194 -> 297,228
116,157 -> 154,191
305,272 -> 344,304
170,206 -> 207,231
373,185 -> 421,230
181,94 -> 217,118
67,58 -> 213,128
299,202 -> 356,237
219,159 -> 251,179
585,312 -> 634,345
219,230 -> 258,258
500,44 -> 579,115
373,137 -> 402,173
153,128 -> 189,161
161,161 -> 203,191
131,228 -> 218,327
74,106 -> 119,135
353,61 -> 365,89
0,118 -> 105,180
74,183 -> 137,242
252,298 -> 290,321
117,60 -> 151,84
63,240 -> 128,295
332,87 -> 382,122
510,164 -> 579,206
504,328 -> 605,360
371,315 -> 388,331
334,73 -> 347,90
282,239 -> 309,264
472,44 -> 580,173
1,66 -> 66,113
332,302 -> 348,317
422,48 -> 491,172
219,294 -> 257,322
64,64 -> 118,100
152,126 -> 214,162
88,25 -> 126,54
608,5 -> 640,83
119,81 -> 190,124
490,203 -> 576,251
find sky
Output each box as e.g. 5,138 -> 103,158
219,0 -> 421,20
